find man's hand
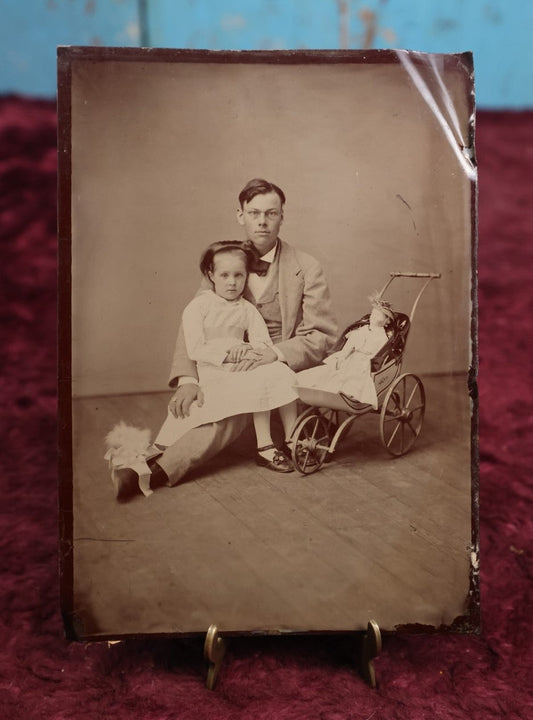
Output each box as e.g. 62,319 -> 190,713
168,383 -> 205,418
230,345 -> 278,372
225,343 -> 252,364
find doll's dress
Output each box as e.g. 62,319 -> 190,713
155,291 -> 298,446
295,324 -> 388,409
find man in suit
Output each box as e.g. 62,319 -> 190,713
140,178 -> 338,493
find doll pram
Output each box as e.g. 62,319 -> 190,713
290,272 -> 440,474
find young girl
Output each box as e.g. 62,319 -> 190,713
295,296 -> 394,409
155,241 -> 298,472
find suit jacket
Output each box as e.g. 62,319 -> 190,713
168,240 -> 338,386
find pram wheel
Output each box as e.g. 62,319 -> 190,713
291,414 -> 331,474
380,373 -> 425,456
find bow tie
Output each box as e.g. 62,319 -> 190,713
249,258 -> 270,276
243,241 -> 270,276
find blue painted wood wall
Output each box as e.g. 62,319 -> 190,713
1,0 -> 531,107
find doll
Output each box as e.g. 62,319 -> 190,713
296,296 -> 394,409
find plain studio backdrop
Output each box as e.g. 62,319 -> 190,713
68,53 -> 474,398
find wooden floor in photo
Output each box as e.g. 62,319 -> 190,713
70,374 -> 474,638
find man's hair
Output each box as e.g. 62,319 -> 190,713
238,178 -> 286,208
199,241 -> 253,276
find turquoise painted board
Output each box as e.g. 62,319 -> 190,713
0,0 -> 531,107
147,0 -> 533,109
0,0 -> 140,97
365,0 -> 533,109
147,0 -> 341,51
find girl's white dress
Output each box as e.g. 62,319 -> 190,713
155,290 -> 298,446
295,324 -> 389,409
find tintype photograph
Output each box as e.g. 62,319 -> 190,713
58,47 -> 478,640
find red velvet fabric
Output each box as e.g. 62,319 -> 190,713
1,97 -> 531,719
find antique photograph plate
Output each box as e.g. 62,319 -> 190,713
58,47 -> 478,641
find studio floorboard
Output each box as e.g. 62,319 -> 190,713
68,374 -> 474,638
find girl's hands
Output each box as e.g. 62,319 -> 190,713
232,345 -> 277,372
225,343 -> 252,363
224,343 -> 277,371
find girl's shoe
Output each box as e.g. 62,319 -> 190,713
256,443 -> 294,473
281,440 -> 293,458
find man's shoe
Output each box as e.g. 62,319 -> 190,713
114,467 -> 141,502
105,423 -> 162,500
256,444 -> 294,473
148,459 -> 170,489
112,461 -> 168,501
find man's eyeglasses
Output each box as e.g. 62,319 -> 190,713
245,210 -> 282,220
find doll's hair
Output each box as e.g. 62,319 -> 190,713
199,241 -> 253,277
328,296 -> 395,355
369,293 -> 395,322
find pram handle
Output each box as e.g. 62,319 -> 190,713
379,272 -> 441,324
389,272 -> 441,278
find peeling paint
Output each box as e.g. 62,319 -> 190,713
124,20 -> 140,42
359,8 -> 378,48
434,17 -> 458,33
337,2 -> 396,50
380,27 -> 397,44
337,0 -> 350,49
221,14 -> 247,32
483,3 -> 503,24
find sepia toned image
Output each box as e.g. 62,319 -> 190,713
58,47 -> 478,641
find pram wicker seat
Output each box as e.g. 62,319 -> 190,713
290,272 -> 440,474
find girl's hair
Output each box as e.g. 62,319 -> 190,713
199,241 -> 252,277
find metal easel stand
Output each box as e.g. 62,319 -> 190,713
355,620 -> 382,689
203,621 -> 382,691
204,625 -> 227,691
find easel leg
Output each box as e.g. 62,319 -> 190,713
204,624 -> 227,690
357,620 -> 382,689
